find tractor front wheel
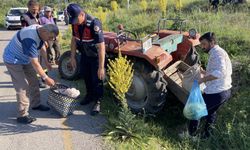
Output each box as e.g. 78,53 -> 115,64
58,51 -> 81,80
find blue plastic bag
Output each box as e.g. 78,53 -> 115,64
183,80 -> 208,120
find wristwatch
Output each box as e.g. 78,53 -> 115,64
42,75 -> 48,80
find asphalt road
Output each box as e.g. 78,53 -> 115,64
0,22 -> 107,150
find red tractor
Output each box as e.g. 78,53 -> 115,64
58,18 -> 200,114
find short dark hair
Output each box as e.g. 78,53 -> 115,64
27,0 -> 39,7
199,32 -> 216,43
43,24 -> 59,36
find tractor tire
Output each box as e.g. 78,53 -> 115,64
58,50 -> 81,80
126,60 -> 168,114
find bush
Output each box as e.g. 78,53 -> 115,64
107,52 -> 134,108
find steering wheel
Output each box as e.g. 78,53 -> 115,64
117,30 -> 138,44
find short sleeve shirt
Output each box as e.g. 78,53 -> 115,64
3,25 -> 44,64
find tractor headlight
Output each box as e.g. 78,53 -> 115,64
189,28 -> 197,39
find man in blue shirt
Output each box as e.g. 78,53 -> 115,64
3,24 -> 59,124
21,0 -> 49,88
67,3 -> 105,115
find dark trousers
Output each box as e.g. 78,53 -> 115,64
64,16 -> 69,25
80,54 -> 103,101
53,18 -> 57,25
47,39 -> 60,62
210,0 -> 220,10
188,89 -> 231,136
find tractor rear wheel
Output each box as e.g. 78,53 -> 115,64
126,60 -> 168,114
58,51 -> 81,80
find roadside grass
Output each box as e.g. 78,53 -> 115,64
100,1 -> 250,150
0,8 -> 9,28
100,80 -> 250,150
56,0 -> 250,149
58,25 -> 72,52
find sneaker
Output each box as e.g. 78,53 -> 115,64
17,116 -> 36,124
91,100 -> 101,116
80,95 -> 93,105
32,104 -> 50,111
178,131 -> 198,142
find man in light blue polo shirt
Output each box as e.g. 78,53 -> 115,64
3,24 -> 59,124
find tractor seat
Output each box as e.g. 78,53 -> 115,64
103,32 -> 118,51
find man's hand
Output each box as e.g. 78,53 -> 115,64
198,74 -> 218,84
70,37 -> 77,69
44,41 -> 49,49
44,76 -> 55,87
98,67 -> 105,80
30,58 -> 55,86
198,78 -> 205,85
70,57 -> 77,69
97,42 -> 105,80
200,67 -> 206,75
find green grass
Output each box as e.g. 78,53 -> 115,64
2,0 -> 248,149
98,1 -> 250,150
57,0 -> 250,149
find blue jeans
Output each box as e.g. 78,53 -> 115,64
188,89 -> 231,136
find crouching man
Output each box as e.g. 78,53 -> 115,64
3,24 -> 59,124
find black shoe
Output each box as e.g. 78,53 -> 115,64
80,95 -> 93,105
32,104 -> 50,111
17,116 -> 36,124
91,100 -> 101,116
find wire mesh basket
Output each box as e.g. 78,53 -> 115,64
48,83 -> 79,117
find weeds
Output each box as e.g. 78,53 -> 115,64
100,1 -> 250,149
2,0 -> 247,149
